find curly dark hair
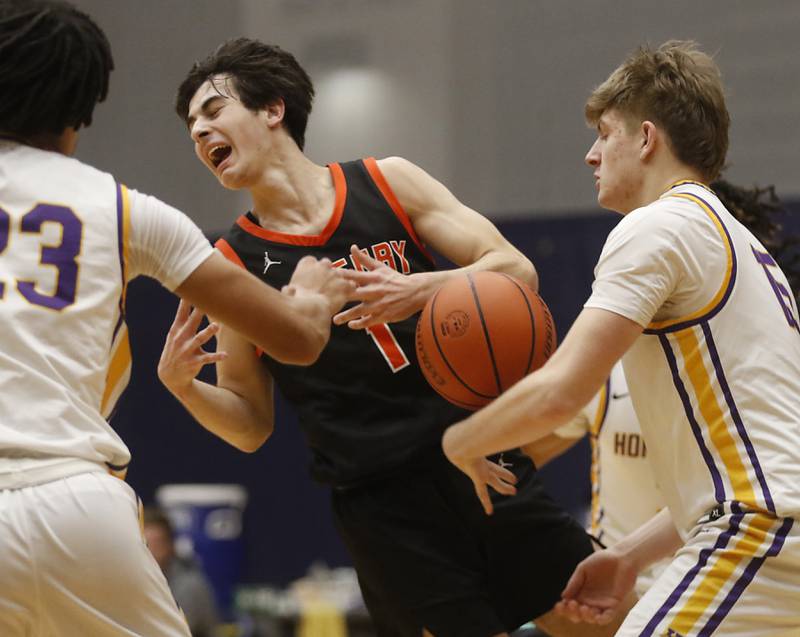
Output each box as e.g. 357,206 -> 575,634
712,178 -> 800,300
175,38 -> 314,150
0,0 -> 113,139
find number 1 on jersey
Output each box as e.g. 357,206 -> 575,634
366,323 -> 410,372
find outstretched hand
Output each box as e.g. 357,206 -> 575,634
555,547 -> 638,624
333,244 -> 426,328
158,300 -> 226,396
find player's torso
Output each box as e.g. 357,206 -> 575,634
219,158 -> 467,485
590,364 -> 665,546
624,182 -> 800,533
0,142 -> 131,480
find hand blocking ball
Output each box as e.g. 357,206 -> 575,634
416,271 -> 556,410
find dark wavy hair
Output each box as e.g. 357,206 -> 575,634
0,0 -> 113,139
175,38 -> 314,150
713,179 -> 800,300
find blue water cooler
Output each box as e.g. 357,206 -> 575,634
156,483 -> 248,616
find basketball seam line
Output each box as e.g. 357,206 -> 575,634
429,284 -> 494,400
500,273 -> 536,374
468,273 -> 503,395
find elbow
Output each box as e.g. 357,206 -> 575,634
234,425 -> 273,453
520,260 -> 539,293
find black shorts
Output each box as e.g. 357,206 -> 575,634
331,448 -> 593,637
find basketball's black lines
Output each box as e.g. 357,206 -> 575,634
429,284 -> 494,400
499,273 -> 536,374
468,273 -> 503,395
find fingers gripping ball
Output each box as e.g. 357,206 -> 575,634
416,271 -> 556,410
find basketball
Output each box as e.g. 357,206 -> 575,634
415,271 -> 556,410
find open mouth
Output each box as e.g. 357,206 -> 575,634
208,144 -> 232,168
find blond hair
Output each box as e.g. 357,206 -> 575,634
586,40 -> 729,181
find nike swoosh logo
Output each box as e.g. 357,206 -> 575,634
612,392 -> 629,400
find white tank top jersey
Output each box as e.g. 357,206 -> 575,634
586,181 -> 800,538
556,361 -> 669,594
556,361 -> 665,547
0,141 -> 213,488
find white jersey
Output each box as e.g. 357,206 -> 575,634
0,141 -> 213,487
556,361 -> 668,594
586,180 -> 800,537
556,361 -> 664,546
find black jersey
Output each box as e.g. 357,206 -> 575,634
217,158 -> 468,486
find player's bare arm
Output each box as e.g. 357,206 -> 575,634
159,308 -> 274,452
521,432 -> 585,468
177,252 -> 351,365
161,252 -> 352,451
333,156 -> 536,328
556,508 -> 681,625
442,309 -> 642,506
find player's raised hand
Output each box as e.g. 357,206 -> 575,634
285,255 -> 354,315
555,547 -> 637,624
333,244 -> 426,328
158,300 -> 226,397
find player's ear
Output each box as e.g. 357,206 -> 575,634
640,121 -> 657,160
263,99 -> 285,128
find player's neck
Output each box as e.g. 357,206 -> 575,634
2,128 -> 78,155
249,152 -> 335,235
638,159 -> 706,210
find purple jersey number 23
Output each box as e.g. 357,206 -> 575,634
0,204 -> 83,310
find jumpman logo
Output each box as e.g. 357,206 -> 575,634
263,251 -> 282,273
498,453 -> 513,470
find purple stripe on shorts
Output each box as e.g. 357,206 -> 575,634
659,333 -> 726,502
700,322 -> 775,513
639,510 -> 745,637
697,516 -> 793,636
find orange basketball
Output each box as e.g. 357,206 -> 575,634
415,271 -> 556,410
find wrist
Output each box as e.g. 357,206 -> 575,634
409,271 -> 436,311
610,535 -> 651,575
442,420 -> 474,464
168,377 -> 196,403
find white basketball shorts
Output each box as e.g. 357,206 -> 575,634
0,470 -> 191,636
618,503 -> 800,636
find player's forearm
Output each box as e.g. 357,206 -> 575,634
610,508 -> 682,573
458,248 -> 538,291
521,432 -> 582,468
443,366 -> 583,461
411,251 -> 538,310
169,380 -> 273,452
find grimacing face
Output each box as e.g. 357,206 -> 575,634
584,109 -> 646,214
186,75 -> 276,191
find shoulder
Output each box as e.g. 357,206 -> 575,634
372,156 -> 426,192
605,196 -> 713,253
374,156 -> 416,177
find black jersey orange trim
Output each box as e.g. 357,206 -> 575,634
363,157 -> 434,263
215,237 -> 246,268
234,163 -> 347,246
214,237 -> 265,358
